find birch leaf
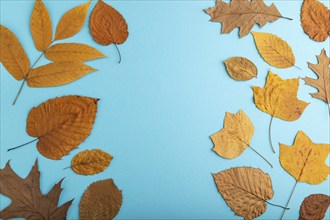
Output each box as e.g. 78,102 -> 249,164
224,57 -> 257,80
299,194 -> 330,220
30,0 -> 52,51
0,25 -> 30,80
252,32 -> 295,68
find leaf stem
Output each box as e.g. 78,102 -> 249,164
7,138 -> 38,152
269,115 -> 275,153
294,65 -> 302,70
280,180 -> 298,220
248,145 -> 273,168
327,103 -> 330,119
265,201 -> 289,210
113,43 -> 121,63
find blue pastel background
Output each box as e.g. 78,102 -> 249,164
1,0 -> 329,219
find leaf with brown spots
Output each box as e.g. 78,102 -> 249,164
299,194 -> 330,220
224,57 -> 258,81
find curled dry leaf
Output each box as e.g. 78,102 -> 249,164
80,179 -> 122,220
299,194 -> 330,220
71,149 -> 112,175
213,167 -> 274,220
301,0 -> 330,42
252,32 -> 296,69
0,25 -> 30,80
30,0 -> 52,51
0,160 -> 73,220
26,96 -> 98,160
224,57 -> 257,80
45,43 -> 106,62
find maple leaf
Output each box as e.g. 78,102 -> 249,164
299,194 -> 330,220
204,0 -> 290,38
0,160 -> 73,220
224,57 -> 258,80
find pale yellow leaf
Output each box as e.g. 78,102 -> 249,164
224,57 -> 257,80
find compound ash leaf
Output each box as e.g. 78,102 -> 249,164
0,25 -> 30,80
45,43 -> 106,62
71,149 -> 112,175
30,0 -> 52,51
80,179 -> 122,220
224,57 -> 257,80
0,160 -> 73,220
299,194 -> 330,220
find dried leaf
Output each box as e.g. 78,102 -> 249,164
205,0 -> 285,38
26,62 -> 95,87
299,194 -> 330,220
80,179 -> 122,220
45,43 -> 106,62
213,167 -> 274,220
252,32 -> 295,68
26,96 -> 98,160
30,0 -> 52,51
71,149 -> 112,175
89,0 -> 129,45
301,0 -> 330,42
0,160 -> 72,219
303,49 -> 330,104
224,57 -> 257,80
55,1 -> 91,41
253,71 -> 309,121
0,25 -> 30,80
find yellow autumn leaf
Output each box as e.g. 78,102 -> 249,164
26,62 -> 95,87
30,0 -> 52,51
252,32 -> 296,69
45,43 -> 106,62
71,149 -> 112,175
0,25 -> 30,80
224,57 -> 258,80
54,1 -> 91,41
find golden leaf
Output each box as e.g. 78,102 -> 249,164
54,1 -> 91,41
299,194 -> 330,220
213,167 -> 274,220
252,32 -> 295,68
45,43 -> 105,62
71,149 -> 112,175
301,0 -> 330,42
80,179 -> 122,220
26,62 -> 95,87
224,57 -> 257,80
205,0 -> 287,38
0,25 -> 30,80
30,0 -> 52,51
26,96 -> 98,160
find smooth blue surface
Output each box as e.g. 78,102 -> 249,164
1,0 -> 329,219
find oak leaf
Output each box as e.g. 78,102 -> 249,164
204,0 -> 286,38
0,25 -> 30,80
301,0 -> 330,42
212,167 -> 274,220
80,179 -> 122,220
224,57 -> 257,80
252,32 -> 296,68
299,194 -> 330,220
71,149 -> 112,175
0,160 -> 73,220
26,96 -> 98,160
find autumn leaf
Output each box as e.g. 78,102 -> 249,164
80,179 -> 122,219
301,0 -> 330,42
252,71 -> 309,152
0,160 -> 73,220
70,149 -> 112,175
204,0 -> 290,38
224,57 -> 257,80
279,131 -> 330,219
211,110 -> 272,167
299,194 -> 330,220
45,43 -> 106,62
0,25 -> 30,80
30,0 -> 52,51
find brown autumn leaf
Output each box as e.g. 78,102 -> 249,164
299,194 -> 330,220
45,43 -> 106,62
212,167 -> 274,220
301,0 -> 330,42
80,179 -> 122,220
25,95 -> 98,160
204,0 -> 288,38
27,62 -> 96,87
0,25 -> 30,80
224,57 -> 257,80
30,0 -> 52,51
0,160 -> 73,219
71,149 -> 112,175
